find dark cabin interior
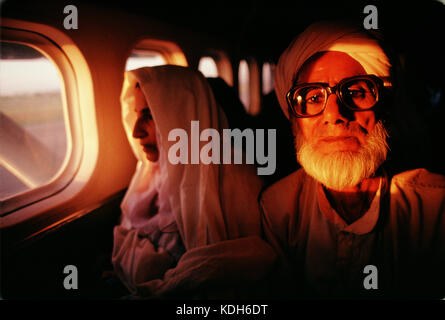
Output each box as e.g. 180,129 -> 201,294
1,0 -> 444,300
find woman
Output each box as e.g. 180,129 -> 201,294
112,65 -> 275,298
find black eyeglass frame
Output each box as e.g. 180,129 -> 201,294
286,75 -> 389,118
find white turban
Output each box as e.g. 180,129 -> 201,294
275,20 -> 392,119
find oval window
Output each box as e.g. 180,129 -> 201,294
198,56 -> 219,78
125,49 -> 166,71
262,62 -> 275,95
238,59 -> 250,111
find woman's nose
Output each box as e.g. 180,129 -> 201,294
132,118 -> 147,139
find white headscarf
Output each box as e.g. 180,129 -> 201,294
275,20 -> 392,119
112,65 -> 268,296
119,65 -> 263,246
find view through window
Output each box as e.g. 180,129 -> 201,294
198,56 -> 219,78
0,42 -> 68,201
125,49 -> 166,71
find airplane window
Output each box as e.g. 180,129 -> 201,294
0,42 -> 68,201
262,62 -> 275,95
198,56 -> 219,78
238,59 -> 250,111
125,49 -> 166,71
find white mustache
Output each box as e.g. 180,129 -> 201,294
312,122 -> 368,140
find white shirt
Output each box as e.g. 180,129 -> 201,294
260,168 -> 445,298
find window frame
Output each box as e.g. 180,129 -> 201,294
0,24 -> 84,217
125,48 -> 167,70
198,55 -> 220,78
199,49 -> 233,87
238,57 -> 261,115
261,61 -> 276,96
127,38 -> 188,68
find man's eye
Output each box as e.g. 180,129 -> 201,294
305,94 -> 324,104
301,87 -> 325,105
347,89 -> 366,98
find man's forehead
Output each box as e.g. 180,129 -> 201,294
297,51 -> 368,84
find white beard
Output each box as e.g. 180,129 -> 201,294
295,121 -> 389,191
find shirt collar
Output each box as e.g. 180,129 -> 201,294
317,177 -> 383,235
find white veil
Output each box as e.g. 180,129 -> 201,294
112,65 -> 275,297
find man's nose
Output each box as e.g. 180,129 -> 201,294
322,93 -> 352,124
132,118 -> 147,139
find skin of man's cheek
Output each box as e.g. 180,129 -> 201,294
296,111 -> 377,143
355,111 -> 377,135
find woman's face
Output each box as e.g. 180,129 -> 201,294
132,84 -> 159,162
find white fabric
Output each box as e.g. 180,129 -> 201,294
119,68 -> 182,260
260,168 -> 445,298
274,20 -> 392,119
112,65 -> 273,297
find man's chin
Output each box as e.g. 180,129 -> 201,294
297,142 -> 378,190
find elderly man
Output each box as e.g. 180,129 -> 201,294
260,21 -> 445,299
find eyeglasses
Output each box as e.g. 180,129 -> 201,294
286,75 -> 389,118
